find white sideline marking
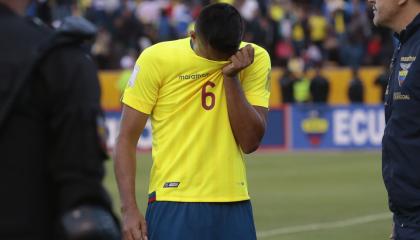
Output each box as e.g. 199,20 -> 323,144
257,212 -> 391,239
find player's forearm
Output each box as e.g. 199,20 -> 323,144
223,75 -> 266,154
114,136 -> 138,211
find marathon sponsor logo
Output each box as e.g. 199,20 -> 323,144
400,56 -> 416,62
163,182 -> 180,188
393,92 -> 410,101
179,73 -> 209,80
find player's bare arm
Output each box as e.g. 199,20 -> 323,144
114,105 -> 149,240
222,44 -> 268,154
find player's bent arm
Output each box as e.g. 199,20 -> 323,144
113,105 -> 149,240
223,77 -> 268,154
222,44 -> 268,154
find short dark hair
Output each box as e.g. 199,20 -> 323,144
195,3 -> 244,56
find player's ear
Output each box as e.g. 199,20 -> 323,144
190,30 -> 196,40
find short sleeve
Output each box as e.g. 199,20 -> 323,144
239,46 -> 271,108
122,48 -> 161,114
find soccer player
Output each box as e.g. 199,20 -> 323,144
368,0 -> 420,239
114,3 -> 271,240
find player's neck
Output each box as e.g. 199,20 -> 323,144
191,39 -> 229,61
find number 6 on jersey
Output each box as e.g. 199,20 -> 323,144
201,81 -> 215,110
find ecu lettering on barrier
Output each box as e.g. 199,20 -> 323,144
290,105 -> 385,149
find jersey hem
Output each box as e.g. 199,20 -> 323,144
153,196 -> 251,203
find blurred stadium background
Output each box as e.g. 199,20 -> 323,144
33,0 -> 392,239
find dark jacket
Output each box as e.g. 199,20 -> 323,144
375,72 -> 389,102
383,13 -> 420,217
348,77 -> 364,103
310,75 -> 329,103
280,72 -> 295,103
0,4 -> 113,239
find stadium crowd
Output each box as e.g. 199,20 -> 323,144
35,0 -> 394,70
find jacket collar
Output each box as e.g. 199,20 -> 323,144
0,3 -> 17,16
394,13 -> 420,44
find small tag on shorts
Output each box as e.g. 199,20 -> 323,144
163,182 -> 180,188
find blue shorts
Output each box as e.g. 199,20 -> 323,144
145,200 -> 257,240
393,214 -> 420,240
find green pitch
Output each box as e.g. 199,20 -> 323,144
104,151 -> 390,240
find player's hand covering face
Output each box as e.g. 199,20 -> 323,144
222,44 -> 255,78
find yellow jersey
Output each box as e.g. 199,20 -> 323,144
309,15 -> 327,42
292,23 -> 305,42
122,38 -> 271,202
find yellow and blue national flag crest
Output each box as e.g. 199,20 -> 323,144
399,62 -> 412,86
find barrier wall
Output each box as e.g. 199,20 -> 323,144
260,107 -> 287,149
287,104 -> 384,150
104,104 -> 385,151
105,111 -> 153,150
99,67 -> 385,111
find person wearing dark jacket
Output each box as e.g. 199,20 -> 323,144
279,69 -> 296,103
0,1 -> 119,239
310,66 -> 330,103
368,0 -> 420,239
348,67 -> 364,103
374,62 -> 390,102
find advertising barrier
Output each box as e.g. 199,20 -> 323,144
261,107 -> 287,149
289,105 -> 385,150
105,111 -> 153,150
104,104 -> 385,151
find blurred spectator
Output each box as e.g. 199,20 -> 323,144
374,63 -> 389,102
366,33 -> 382,65
135,0 -> 162,25
113,2 -> 144,50
52,0 -> 74,20
308,8 -> 327,53
274,39 -> 293,66
92,27 -> 113,69
279,69 -> 296,103
348,67 -> 364,103
310,66 -> 330,103
305,44 -> 323,67
35,0 -> 394,69
245,11 -> 276,55
235,0 -> 259,21
291,8 -> 307,57
118,49 -> 137,94
158,9 -> 176,41
294,70 -> 311,103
